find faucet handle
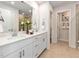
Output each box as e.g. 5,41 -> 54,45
8,29 -> 13,32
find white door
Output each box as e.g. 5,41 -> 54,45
57,12 -> 69,42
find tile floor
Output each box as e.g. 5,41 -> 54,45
40,41 -> 79,58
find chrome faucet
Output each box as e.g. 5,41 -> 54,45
8,29 -> 17,37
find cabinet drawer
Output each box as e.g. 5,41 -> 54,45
5,49 -> 22,58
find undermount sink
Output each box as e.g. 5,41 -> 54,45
0,32 -> 33,41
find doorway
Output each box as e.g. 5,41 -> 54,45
57,11 -> 69,44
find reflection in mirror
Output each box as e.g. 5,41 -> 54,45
0,1 -> 32,34
19,9 -> 32,34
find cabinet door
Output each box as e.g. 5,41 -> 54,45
32,41 -> 39,58
5,49 -> 22,58
39,34 -> 47,53
42,34 -> 47,49
42,37 -> 46,49
23,44 -> 33,58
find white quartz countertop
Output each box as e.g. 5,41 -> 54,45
0,31 -> 47,47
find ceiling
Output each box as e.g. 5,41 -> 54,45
36,1 -> 47,5
49,1 -> 76,8
0,1 -> 77,12
36,1 -> 76,8
0,1 -> 77,10
0,1 -> 32,16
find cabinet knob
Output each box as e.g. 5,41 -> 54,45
35,38 -> 38,39
43,38 -> 45,42
23,50 -> 25,56
35,44 -> 38,47
20,52 -> 22,58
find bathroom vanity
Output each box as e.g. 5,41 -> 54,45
0,1 -> 48,58
0,32 -> 47,58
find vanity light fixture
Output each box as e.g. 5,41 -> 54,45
11,1 -> 15,5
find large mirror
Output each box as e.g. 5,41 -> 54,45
0,1 -> 32,33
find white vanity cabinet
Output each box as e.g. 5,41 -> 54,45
0,32 -> 47,58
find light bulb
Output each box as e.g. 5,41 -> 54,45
11,1 -> 15,5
